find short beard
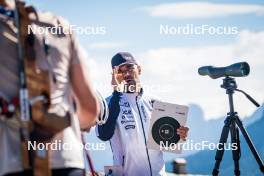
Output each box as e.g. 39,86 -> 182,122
123,80 -> 140,93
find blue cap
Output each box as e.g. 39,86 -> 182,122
111,52 -> 138,68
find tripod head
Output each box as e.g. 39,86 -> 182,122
220,76 -> 260,108
221,76 -> 237,95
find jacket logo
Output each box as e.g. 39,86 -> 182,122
121,120 -> 135,124
120,102 -> 130,107
125,125 -> 135,130
141,105 -> 148,122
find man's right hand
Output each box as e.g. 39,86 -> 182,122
111,66 -> 124,92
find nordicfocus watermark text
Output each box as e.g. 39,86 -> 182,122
160,140 -> 238,151
28,24 -> 106,35
28,140 -> 106,151
160,24 -> 238,35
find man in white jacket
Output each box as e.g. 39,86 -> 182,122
96,52 -> 189,176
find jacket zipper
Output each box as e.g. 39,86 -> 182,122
136,96 -> 152,176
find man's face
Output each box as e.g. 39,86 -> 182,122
117,64 -> 141,91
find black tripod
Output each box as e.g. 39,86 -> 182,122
212,76 -> 264,176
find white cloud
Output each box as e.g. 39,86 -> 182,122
142,2 -> 264,19
88,42 -> 126,50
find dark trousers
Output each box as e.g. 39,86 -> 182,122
4,168 -> 84,176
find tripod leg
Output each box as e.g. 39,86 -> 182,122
235,116 -> 264,173
212,117 -> 231,176
230,121 -> 241,176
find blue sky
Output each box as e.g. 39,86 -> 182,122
24,0 -> 264,171
25,0 -> 264,52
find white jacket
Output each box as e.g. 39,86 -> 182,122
96,90 -> 165,176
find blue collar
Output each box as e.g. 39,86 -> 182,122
116,88 -> 144,98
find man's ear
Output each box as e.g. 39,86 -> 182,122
137,65 -> 142,75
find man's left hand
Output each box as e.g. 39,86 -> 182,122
177,126 -> 189,141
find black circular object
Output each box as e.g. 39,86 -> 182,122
152,116 -> 181,145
